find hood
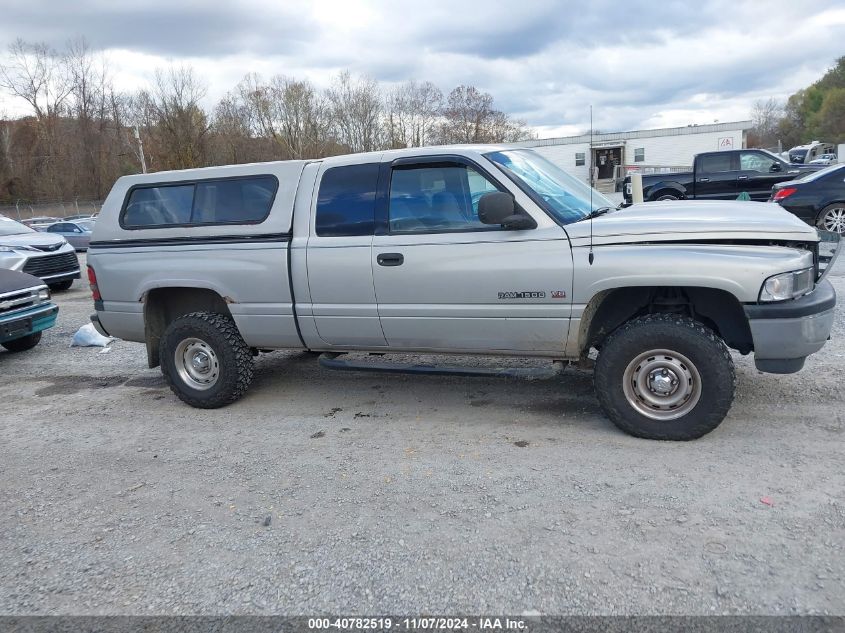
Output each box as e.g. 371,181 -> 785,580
0,267 -> 43,294
565,200 -> 818,245
0,231 -> 67,251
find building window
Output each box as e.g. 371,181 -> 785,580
634,148 -> 645,162
575,152 -> 585,166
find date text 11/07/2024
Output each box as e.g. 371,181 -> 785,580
307,617 -> 528,630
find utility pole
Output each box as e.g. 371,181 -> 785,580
134,127 -> 147,174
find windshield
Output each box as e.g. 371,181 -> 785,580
486,149 -> 614,224
0,215 -> 34,237
760,149 -> 789,165
798,162 -> 845,182
789,149 -> 808,162
77,220 -> 95,231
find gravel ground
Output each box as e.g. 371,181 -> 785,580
1,253 -> 843,616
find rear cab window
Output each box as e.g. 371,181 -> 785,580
121,176 -> 278,229
697,153 -> 735,174
315,164 -> 380,236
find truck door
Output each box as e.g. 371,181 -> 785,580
303,160 -> 387,347
371,156 -> 573,353
694,152 -> 739,200
736,150 -> 793,201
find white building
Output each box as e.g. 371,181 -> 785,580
517,120 -> 752,191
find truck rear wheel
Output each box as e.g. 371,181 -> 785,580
2,331 -> 42,352
160,311 -> 254,408
594,314 -> 735,440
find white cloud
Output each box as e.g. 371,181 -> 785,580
0,0 -> 842,136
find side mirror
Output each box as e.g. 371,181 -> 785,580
770,162 -> 782,172
478,192 -> 537,230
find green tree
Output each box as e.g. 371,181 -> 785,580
815,87 -> 845,143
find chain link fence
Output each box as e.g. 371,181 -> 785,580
0,199 -> 103,222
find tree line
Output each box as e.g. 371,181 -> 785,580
0,38 -> 533,204
749,56 -> 845,150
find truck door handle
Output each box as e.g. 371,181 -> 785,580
698,177 -> 710,183
737,175 -> 749,180
377,253 -> 404,267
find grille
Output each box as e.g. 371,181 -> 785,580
32,243 -> 64,252
22,251 -> 79,278
0,290 -> 35,315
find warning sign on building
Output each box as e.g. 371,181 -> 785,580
718,137 -> 734,149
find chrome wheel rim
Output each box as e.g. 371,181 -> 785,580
622,349 -> 701,421
657,195 -> 678,201
174,337 -> 219,390
821,207 -> 845,234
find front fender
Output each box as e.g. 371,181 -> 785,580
573,244 -> 814,308
644,180 -> 688,200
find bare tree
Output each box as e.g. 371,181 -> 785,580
239,74 -> 333,159
385,80 -> 442,148
325,71 -> 383,153
436,85 -> 493,143
436,85 -> 532,144
750,97 -> 783,148
0,39 -> 72,122
143,65 -> 210,169
65,37 -> 120,197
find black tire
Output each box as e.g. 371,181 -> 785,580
816,203 -> 845,234
594,314 -> 735,440
2,331 -> 42,352
654,191 -> 680,201
160,311 -> 254,409
49,280 -> 73,291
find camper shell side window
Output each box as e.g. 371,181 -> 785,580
120,175 -> 279,229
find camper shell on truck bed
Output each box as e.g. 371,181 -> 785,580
88,145 -> 840,441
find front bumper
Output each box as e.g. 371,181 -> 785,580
744,279 -> 836,373
0,302 -> 59,344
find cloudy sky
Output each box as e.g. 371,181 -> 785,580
1,0 -> 844,137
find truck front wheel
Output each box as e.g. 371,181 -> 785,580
160,311 -> 254,409
594,314 -> 735,440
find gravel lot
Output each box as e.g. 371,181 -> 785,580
1,253 -> 843,616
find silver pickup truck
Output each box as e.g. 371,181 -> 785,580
87,145 -> 840,440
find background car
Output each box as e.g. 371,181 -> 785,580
22,216 -> 60,230
0,215 -> 81,290
809,153 -> 838,166
44,220 -> 94,251
770,162 -> 845,233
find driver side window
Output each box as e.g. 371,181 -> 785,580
388,163 -> 502,234
740,151 -> 777,172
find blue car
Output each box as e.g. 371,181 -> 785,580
0,268 -> 59,352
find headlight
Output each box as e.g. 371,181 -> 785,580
38,288 -> 51,301
759,268 -> 814,302
0,244 -> 38,253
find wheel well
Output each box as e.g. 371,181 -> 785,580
143,287 -> 234,368
649,187 -> 683,201
580,286 -> 752,356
